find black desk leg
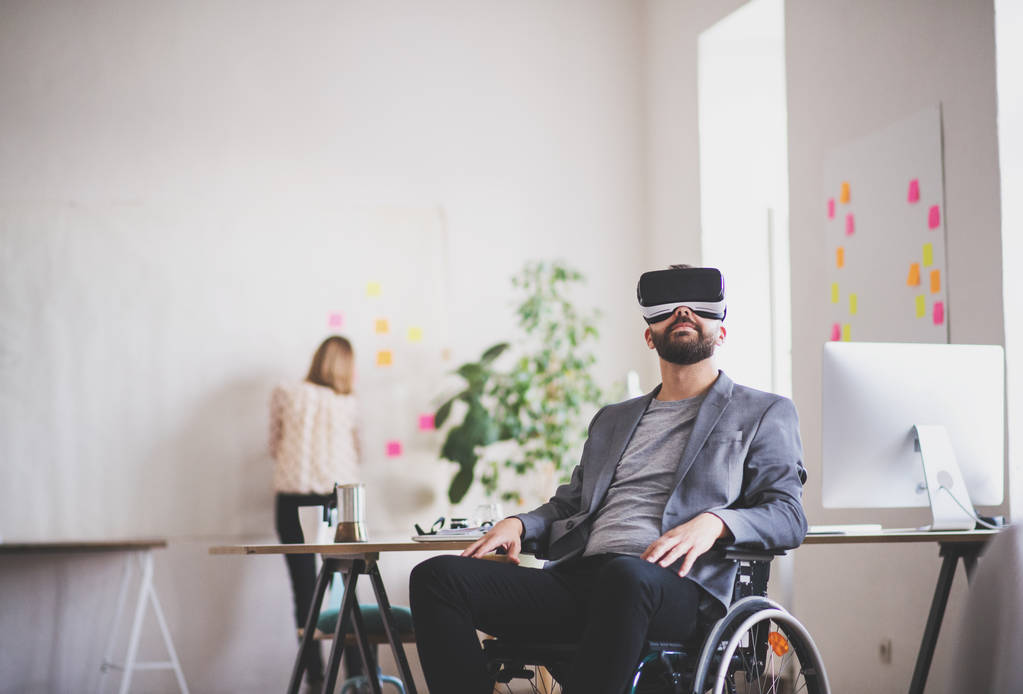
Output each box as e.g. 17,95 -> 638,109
908,542 -> 983,694
287,561 -> 333,694
349,602 -> 383,694
323,562 -> 365,694
368,562 -> 418,694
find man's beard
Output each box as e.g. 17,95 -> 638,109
651,318 -> 717,365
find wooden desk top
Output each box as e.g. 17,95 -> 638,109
0,539 -> 168,555
209,540 -> 475,556
801,529 -> 999,545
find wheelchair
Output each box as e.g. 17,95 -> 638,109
482,544 -> 829,694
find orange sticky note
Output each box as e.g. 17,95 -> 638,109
915,295 -> 926,318
841,324 -> 851,341
922,243 -> 934,267
375,318 -> 389,334
831,283 -> 839,304
376,350 -> 392,366
933,301 -> 945,325
930,270 -> 941,294
907,263 -> 921,287
840,182 -> 850,204
836,247 -> 845,268
849,293 -> 858,315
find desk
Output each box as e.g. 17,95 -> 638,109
210,540 -> 474,694
802,529 -> 998,694
0,538 -> 188,694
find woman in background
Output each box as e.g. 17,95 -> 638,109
269,335 -> 360,686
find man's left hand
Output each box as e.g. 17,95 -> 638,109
640,512 -> 731,577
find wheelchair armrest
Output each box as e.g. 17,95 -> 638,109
715,544 -> 786,563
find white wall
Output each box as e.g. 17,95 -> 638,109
0,1 -> 649,691
786,2 -> 1004,692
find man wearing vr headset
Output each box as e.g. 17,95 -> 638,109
410,265 -> 807,694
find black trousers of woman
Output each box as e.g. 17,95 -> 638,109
409,553 -> 705,694
275,492 -> 363,683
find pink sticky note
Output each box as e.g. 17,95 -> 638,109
418,414 -> 435,431
908,179 -> 920,203
328,312 -> 344,328
845,213 -> 855,236
928,205 -> 940,229
933,301 -> 945,326
827,198 -> 835,219
386,440 -> 403,457
830,323 -> 841,341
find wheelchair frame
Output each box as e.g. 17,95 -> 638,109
483,546 -> 830,694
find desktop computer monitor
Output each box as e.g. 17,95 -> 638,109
821,342 -> 1004,523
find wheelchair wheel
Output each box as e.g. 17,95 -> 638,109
694,605 -> 829,694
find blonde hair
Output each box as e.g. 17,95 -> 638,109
306,336 -> 354,394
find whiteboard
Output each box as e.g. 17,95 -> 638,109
0,203 -> 449,540
822,105 -> 950,344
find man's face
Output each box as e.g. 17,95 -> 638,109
645,307 -> 724,365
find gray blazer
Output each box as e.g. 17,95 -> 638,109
515,370 -> 808,610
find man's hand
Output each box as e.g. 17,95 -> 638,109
640,512 -> 731,577
461,517 -> 525,564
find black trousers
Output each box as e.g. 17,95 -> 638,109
409,553 -> 703,694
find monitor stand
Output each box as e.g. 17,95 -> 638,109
912,425 -> 975,531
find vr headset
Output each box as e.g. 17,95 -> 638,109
636,267 -> 726,324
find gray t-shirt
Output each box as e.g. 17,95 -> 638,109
583,394 -> 704,557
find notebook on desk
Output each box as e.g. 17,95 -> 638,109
806,523 -> 883,535
412,528 -> 488,542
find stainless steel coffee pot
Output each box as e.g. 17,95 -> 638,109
333,483 -> 367,542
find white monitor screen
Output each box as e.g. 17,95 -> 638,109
821,342 -> 1004,508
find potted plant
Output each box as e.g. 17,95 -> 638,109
435,261 -> 603,505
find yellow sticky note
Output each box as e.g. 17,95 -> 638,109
922,243 -> 933,267
849,293 -> 858,315
376,350 -> 392,366
840,182 -> 851,204
831,283 -> 839,304
907,263 -> 921,287
836,247 -> 845,269
366,282 -> 382,297
407,326 -> 423,343
375,318 -> 389,334
915,295 -> 926,318
841,324 -> 851,341
930,270 -> 941,294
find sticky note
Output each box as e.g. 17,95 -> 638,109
407,326 -> 423,343
836,247 -> 845,268
418,414 -> 435,431
827,198 -> 835,219
366,282 -> 382,297
922,243 -> 933,267
928,205 -> 940,229
933,301 -> 945,325
930,270 -> 941,294
831,283 -> 839,304
908,179 -> 920,203
441,348 -> 452,361
907,263 -> 921,286
840,182 -> 850,204
849,293 -> 858,315
386,440 -> 402,457
375,319 -> 389,334
328,312 -> 344,328
916,295 -> 926,318
831,323 -> 841,341
845,213 -> 855,236
376,350 -> 392,366
841,324 -> 851,342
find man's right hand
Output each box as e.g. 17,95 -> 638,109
461,517 -> 525,563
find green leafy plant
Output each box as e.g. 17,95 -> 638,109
435,261 -> 603,505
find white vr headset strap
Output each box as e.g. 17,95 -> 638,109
640,299 -> 726,320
